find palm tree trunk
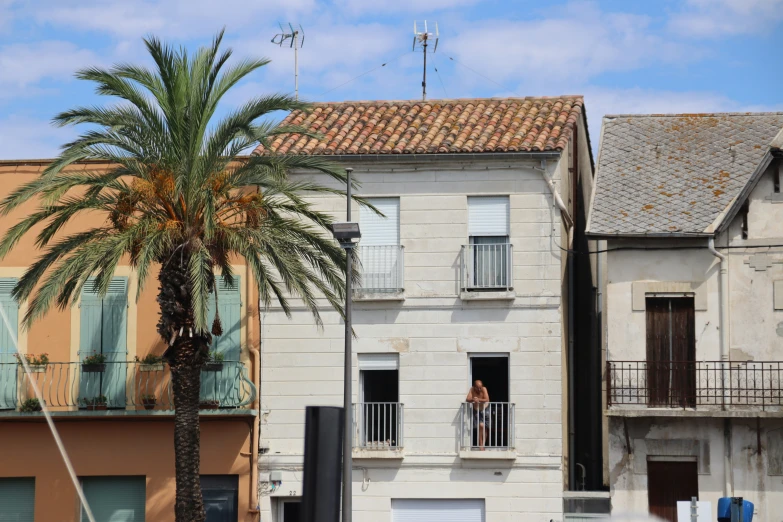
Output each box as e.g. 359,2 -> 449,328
157,256 -> 208,522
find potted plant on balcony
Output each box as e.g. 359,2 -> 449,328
203,351 -> 224,372
199,399 -> 220,410
16,353 -> 49,373
20,398 -> 42,412
81,395 -> 108,411
141,394 -> 157,411
135,353 -> 164,372
81,352 -> 107,372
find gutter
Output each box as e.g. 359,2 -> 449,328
707,237 -> 732,497
262,151 -> 562,164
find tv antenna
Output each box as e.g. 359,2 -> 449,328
271,23 -> 305,100
412,20 -> 439,101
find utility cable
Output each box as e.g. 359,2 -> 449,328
0,306 -> 97,522
432,54 -> 448,98
447,56 -> 520,95
317,51 -> 412,98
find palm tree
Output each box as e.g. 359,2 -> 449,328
0,31 -> 353,522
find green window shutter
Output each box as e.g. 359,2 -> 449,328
0,477 -> 35,521
0,278 -> 19,411
209,277 -> 241,361
81,476 -> 145,522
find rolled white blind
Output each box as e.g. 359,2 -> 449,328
392,499 -> 485,522
468,196 -> 509,236
358,353 -> 399,371
361,198 -> 400,246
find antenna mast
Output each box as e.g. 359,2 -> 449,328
272,23 -> 305,100
413,20 -> 439,101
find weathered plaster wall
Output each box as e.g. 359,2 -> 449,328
259,156 -> 574,522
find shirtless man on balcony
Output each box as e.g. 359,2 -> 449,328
466,379 -> 490,450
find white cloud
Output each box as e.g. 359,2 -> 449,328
669,0 -> 783,38
334,0 -> 480,15
0,41 -> 97,91
0,116 -> 77,159
446,3 -> 694,86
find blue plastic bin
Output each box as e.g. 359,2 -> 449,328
717,497 -> 754,522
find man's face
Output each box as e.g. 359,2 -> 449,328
474,380 -> 482,389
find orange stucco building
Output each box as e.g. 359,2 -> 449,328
0,160 -> 261,522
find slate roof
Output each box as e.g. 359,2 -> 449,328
254,97 -> 584,156
587,112 -> 783,236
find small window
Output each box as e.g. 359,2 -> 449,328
359,198 -> 402,292
741,201 -> 750,240
81,476 -> 145,522
466,196 -> 511,289
0,477 -> 35,521
774,164 -> 781,193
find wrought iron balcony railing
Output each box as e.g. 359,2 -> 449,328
0,360 -> 256,413
460,243 -> 513,291
353,402 -> 404,449
460,402 -> 515,450
356,245 -> 404,293
606,361 -> 783,409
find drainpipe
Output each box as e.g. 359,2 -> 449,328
540,159 -> 576,489
249,347 -> 261,514
707,237 -> 732,497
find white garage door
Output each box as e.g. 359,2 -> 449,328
392,499 -> 485,522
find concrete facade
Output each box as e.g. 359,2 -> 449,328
258,119 -> 594,521
599,158 -> 783,521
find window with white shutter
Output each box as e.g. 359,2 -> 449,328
359,198 -> 402,292
392,499 -> 485,522
466,197 -> 510,289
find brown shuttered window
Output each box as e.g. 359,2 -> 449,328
646,297 -> 696,407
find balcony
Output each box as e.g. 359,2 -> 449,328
352,402 -> 404,458
0,360 -> 256,417
459,402 -> 515,459
459,243 -> 514,300
354,245 -> 404,299
606,361 -> 783,416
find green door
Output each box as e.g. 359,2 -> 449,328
0,279 -> 19,411
81,476 -> 145,522
0,477 -> 35,521
79,278 -> 128,408
201,277 -> 241,406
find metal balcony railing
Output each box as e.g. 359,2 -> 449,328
353,402 -> 404,449
460,402 -> 515,450
606,361 -> 783,409
356,245 -> 404,293
460,243 -> 513,291
0,360 -> 256,412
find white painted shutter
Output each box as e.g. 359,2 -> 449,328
361,198 -> 399,246
358,353 -> 399,371
392,499 -> 485,522
468,196 -> 509,236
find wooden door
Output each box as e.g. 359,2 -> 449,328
648,460 -> 698,522
646,297 -> 696,407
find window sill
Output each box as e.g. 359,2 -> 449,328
459,449 -> 517,460
353,291 -> 405,302
460,290 -> 515,301
352,448 -> 404,459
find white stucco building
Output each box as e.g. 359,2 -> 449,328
252,97 -> 596,522
587,113 -> 783,521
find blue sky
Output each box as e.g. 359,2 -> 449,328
1,0 -> 781,158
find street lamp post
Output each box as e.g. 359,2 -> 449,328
329,167 -> 359,522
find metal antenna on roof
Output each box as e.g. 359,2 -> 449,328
271,23 -> 305,100
413,20 -> 439,101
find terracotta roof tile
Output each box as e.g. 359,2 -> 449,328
255,97 -> 583,156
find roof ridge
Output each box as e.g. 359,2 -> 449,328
604,111 -> 783,119
309,95 -> 585,106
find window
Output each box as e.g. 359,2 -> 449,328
647,461 -> 698,522
645,297 -> 695,407
0,477 -> 35,521
466,196 -> 510,289
359,198 -> 402,292
0,278 -> 19,410
357,354 -> 400,448
79,278 -> 128,408
201,277 -> 242,407
201,475 -> 238,522
465,354 -> 512,449
740,201 -> 750,240
81,476 -> 145,522
392,499 -> 485,522
774,164 -> 780,193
